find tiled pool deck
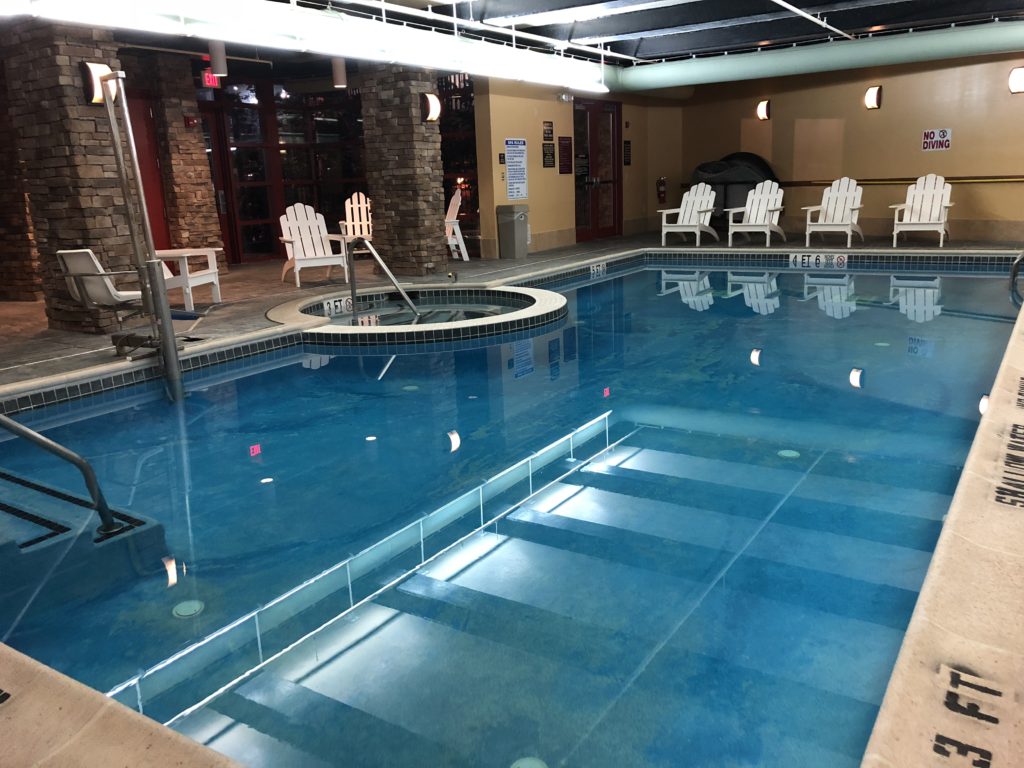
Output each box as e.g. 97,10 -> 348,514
2,232 -> 1024,765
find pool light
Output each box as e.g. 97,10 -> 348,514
260,477 -> 274,484
979,394 -> 990,415
365,435 -> 378,442
750,348 -> 762,366
447,430 -> 461,453
849,368 -> 864,388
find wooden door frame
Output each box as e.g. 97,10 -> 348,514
574,98 -> 623,242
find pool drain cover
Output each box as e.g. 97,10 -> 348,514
173,600 -> 205,619
777,449 -> 801,459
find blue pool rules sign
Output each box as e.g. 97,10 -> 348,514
505,138 -> 528,199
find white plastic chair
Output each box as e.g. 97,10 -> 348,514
726,181 -> 786,247
156,248 -> 222,312
340,192 -> 373,254
889,275 -> 943,323
56,248 -> 142,317
658,270 -> 714,312
279,203 -> 349,287
802,177 -> 864,248
445,189 -> 469,261
724,271 -> 781,315
659,183 -> 718,247
801,273 -> 857,320
891,174 -> 953,247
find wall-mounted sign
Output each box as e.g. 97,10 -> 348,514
623,140 -> 632,166
505,138 -> 528,199
498,153 -> 505,165
201,68 -> 221,88
542,142 -> 555,168
922,128 -> 952,151
558,136 -> 572,174
543,121 -> 554,141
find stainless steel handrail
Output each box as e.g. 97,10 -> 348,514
0,414 -> 125,536
1011,253 -> 1024,308
347,237 -> 420,321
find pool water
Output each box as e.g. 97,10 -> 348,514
0,269 -> 1015,766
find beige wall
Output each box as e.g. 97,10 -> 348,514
680,53 -> 1024,241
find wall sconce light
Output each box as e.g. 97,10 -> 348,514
756,99 -> 771,121
1009,67 -> 1024,93
864,85 -> 882,109
420,92 -> 442,122
332,57 -> 348,89
558,92 -> 574,103
80,62 -> 116,104
208,40 -> 228,77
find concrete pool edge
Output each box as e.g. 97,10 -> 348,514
862,301 -> 1024,764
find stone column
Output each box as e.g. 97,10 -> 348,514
1,19 -> 132,332
357,64 -> 447,276
0,61 -> 42,301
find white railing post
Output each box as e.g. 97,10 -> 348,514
479,485 -> 484,526
419,519 -> 425,563
254,613 -> 264,663
346,562 -> 354,608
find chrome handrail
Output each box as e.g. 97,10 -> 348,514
1011,253 -> 1024,308
0,414 -> 125,536
347,237 -> 420,321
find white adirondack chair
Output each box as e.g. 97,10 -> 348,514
279,203 -> 349,287
889,275 -> 943,323
802,177 -> 864,247
445,189 -> 469,261
801,273 -> 857,320
155,248 -> 222,312
725,271 -> 781,315
659,183 -> 719,247
726,181 -> 786,247
340,192 -> 373,253
891,174 -> 953,247
658,270 -> 714,311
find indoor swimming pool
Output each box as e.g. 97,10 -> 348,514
0,265 -> 1016,766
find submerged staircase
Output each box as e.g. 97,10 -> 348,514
131,413 -> 961,767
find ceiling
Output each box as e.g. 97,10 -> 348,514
311,0 -> 1024,64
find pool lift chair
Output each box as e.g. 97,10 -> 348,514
725,271 -> 781,316
800,272 -> 858,320
658,270 -> 714,311
888,275 -> 943,323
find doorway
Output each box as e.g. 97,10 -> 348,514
574,99 -> 622,241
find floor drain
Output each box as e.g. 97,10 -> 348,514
874,342 -> 891,347
172,600 -> 205,619
777,449 -> 801,459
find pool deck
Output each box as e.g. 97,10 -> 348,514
3,232 -> 1024,766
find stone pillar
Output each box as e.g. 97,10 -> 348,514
357,64 -> 447,276
122,51 -> 224,265
1,19 -> 133,332
0,61 -> 42,300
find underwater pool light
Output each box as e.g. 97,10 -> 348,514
366,435 -> 378,442
979,394 -> 990,415
750,348 -> 762,366
260,477 -> 274,484
849,368 -> 864,388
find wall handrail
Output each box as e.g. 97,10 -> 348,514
0,413 -> 125,537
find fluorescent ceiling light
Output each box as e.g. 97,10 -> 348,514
13,0 -> 609,93
486,0 -> 702,29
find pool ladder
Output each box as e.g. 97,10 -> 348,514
346,237 -> 420,322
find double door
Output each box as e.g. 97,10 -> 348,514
574,99 -> 622,241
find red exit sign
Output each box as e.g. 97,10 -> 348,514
202,68 -> 221,88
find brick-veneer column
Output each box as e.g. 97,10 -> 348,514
0,61 -> 43,301
356,64 -> 447,276
2,20 -> 135,332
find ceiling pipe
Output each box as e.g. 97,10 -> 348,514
606,23 -> 1024,91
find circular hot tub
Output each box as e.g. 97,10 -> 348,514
268,285 -> 567,350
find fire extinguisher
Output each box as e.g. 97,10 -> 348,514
656,176 -> 667,204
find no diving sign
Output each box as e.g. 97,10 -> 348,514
922,128 -> 952,151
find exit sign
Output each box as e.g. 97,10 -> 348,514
202,68 -> 221,88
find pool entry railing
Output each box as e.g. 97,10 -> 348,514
106,410 -> 622,722
1010,253 -> 1024,308
0,414 -> 125,537
346,237 -> 420,322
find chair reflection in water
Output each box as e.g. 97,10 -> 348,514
725,271 -> 781,316
801,272 -> 858,320
658,270 -> 714,312
889,275 -> 943,323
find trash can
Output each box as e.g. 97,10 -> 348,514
496,204 -> 529,259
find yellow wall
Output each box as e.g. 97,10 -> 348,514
679,53 -> 1024,240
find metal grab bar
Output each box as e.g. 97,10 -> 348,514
0,414 -> 125,536
347,237 -> 420,321
1011,253 -> 1024,308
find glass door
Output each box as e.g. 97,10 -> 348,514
574,99 -> 622,241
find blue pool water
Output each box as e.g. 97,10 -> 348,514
0,268 -> 1015,766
